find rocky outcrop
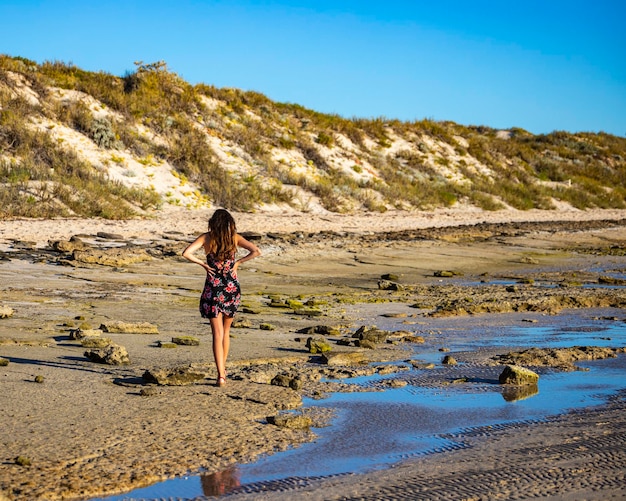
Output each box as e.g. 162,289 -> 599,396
353,325 -> 390,344
100,321 -> 159,334
69,328 -> 103,340
306,336 -> 332,354
0,306 -> 14,319
499,365 -> 539,385
71,248 -> 152,267
84,344 -> 130,365
171,336 -> 200,346
493,346 -> 624,371
378,280 -> 403,291
271,374 -> 303,390
266,413 -> 312,429
142,365 -> 208,385
321,351 -> 367,366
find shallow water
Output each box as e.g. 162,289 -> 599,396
92,309 -> 626,501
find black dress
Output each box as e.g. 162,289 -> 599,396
199,253 -> 241,318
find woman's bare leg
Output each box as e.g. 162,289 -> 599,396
222,315 -> 234,366
210,316 -> 226,381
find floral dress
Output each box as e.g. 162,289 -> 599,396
200,253 -> 241,318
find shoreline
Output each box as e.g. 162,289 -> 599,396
1,210 -> 626,500
2,207 -> 626,244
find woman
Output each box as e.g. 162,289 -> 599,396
182,209 -> 261,386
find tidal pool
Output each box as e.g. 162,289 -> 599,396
92,310 -> 626,501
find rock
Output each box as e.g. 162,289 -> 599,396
260,323 -> 275,331
378,280 -> 403,291
233,318 -> 253,328
171,336 -> 200,346
381,312 -> 407,318
0,358 -> 9,366
355,339 -> 377,349
297,325 -> 341,336
383,379 -> 408,388
241,306 -> 261,314
403,335 -> 425,343
14,456 -> 31,467
142,366 -> 208,386
499,364 -> 539,385
520,256 -> 539,264
306,336 -> 332,353
48,238 -> 88,253
84,344 -> 130,365
321,351 -> 366,366
442,355 -> 457,365
69,328 -> 103,340
268,299 -> 291,308
598,275 -> 626,285
271,374 -> 302,390
34,375 -> 44,384
96,232 -> 124,240
293,308 -> 323,316
100,321 -> 159,334
0,306 -> 14,319
336,338 -> 353,346
139,387 -> 161,397
409,361 -> 436,369
381,273 -> 400,281
72,248 -> 151,267
434,270 -> 455,277
267,414 -> 312,429
439,347 -> 451,352
81,337 -> 112,348
157,341 -> 178,349
353,326 -> 390,343
287,299 -> 304,310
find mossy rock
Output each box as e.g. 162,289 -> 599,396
499,364 -> 539,385
34,375 -> 44,384
268,299 -> 291,308
434,270 -> 455,278
0,357 -> 9,366
260,323 -> 275,331
241,306 -> 261,314
306,336 -> 332,354
172,336 -> 200,346
157,341 -> 178,349
267,414 -> 312,429
287,299 -> 304,309
15,456 -> 31,466
381,273 -> 400,281
81,337 -> 111,348
442,355 -> 457,365
293,308 -> 323,317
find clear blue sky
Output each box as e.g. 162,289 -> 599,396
1,0 -> 625,135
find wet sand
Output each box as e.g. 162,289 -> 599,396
1,209 -> 626,500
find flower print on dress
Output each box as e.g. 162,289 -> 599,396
199,253 -> 241,318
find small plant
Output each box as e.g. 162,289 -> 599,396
316,131 -> 334,147
90,116 -> 117,149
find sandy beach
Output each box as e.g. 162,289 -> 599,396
1,208 -> 626,500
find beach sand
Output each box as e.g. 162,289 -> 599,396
1,208 -> 625,500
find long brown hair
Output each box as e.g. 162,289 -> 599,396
207,209 -> 237,261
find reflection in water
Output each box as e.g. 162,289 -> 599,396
201,465 -> 241,496
502,384 -> 539,402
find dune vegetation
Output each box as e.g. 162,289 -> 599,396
1,55 -> 625,218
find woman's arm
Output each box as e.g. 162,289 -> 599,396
182,233 -> 214,274
233,234 -> 261,270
